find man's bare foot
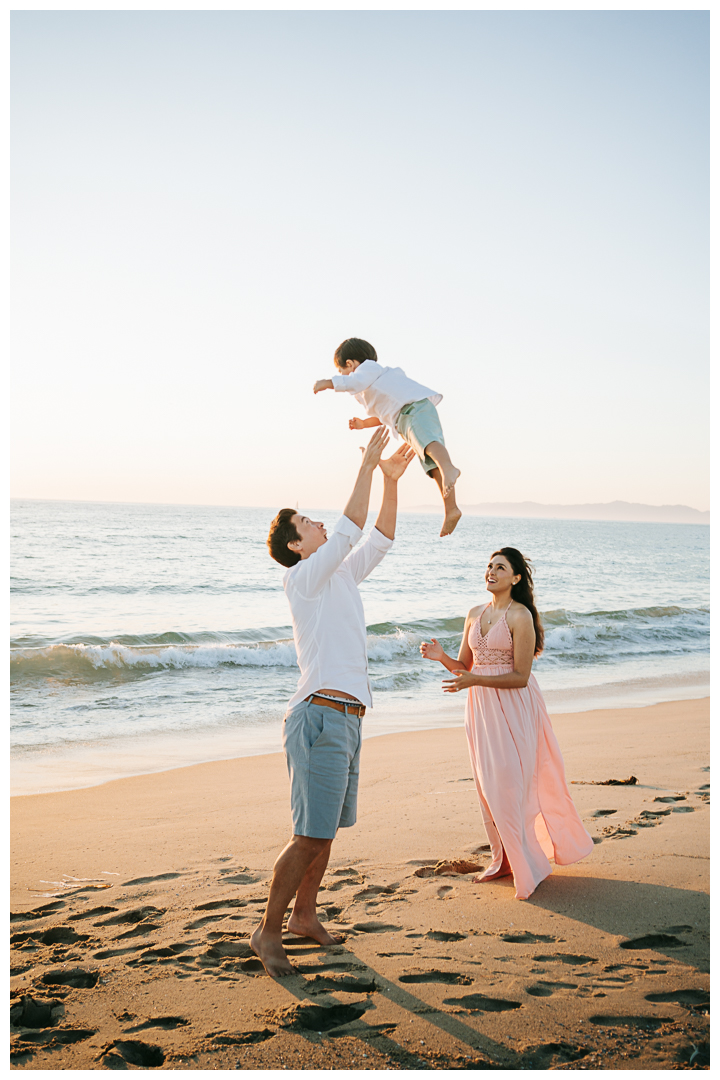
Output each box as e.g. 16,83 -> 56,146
250,923 -> 295,978
286,911 -> 344,946
472,856 -> 513,883
440,465 -> 461,497
440,507 -> 462,537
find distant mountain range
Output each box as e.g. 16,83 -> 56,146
405,500 -> 709,524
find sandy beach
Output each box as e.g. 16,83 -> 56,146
10,697 -> 709,1071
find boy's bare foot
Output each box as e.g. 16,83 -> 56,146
440,465 -> 461,497
286,911 -> 344,946
440,507 -> 462,537
250,923 -> 295,978
472,854 -> 513,884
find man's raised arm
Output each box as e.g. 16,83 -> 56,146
346,443 -> 415,585
342,426 -> 390,531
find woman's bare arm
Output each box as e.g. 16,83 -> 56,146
420,609 -> 479,673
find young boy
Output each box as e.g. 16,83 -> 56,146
314,337 -> 462,537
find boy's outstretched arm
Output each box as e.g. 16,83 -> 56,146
313,379 -> 333,394
349,416 -> 382,430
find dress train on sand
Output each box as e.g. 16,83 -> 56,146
464,606 -> 593,900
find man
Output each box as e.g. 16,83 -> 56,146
252,426 -> 414,977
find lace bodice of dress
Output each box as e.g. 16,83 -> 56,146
469,605 -> 514,667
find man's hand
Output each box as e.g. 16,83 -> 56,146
348,417 -> 366,430
379,442 -> 415,482
313,379 -> 333,394
443,670 -> 477,693
359,426 -> 390,470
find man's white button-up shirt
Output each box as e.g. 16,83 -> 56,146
331,362 -> 442,436
283,515 -> 392,712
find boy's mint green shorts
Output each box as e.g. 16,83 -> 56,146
397,398 -> 445,476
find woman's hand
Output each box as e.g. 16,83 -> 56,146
420,638 -> 444,662
443,669 -> 477,693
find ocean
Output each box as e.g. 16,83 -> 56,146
10,499 -> 709,795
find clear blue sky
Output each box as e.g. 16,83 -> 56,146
11,10 -> 709,510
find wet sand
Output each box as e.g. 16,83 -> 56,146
10,697 -> 709,1070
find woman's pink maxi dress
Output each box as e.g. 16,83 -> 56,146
464,605 -> 593,900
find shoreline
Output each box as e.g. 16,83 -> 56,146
11,679 -> 710,798
10,696 -> 709,1070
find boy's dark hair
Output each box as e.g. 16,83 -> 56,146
267,508 -> 301,567
334,337 -> 377,369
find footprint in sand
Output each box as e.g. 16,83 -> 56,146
353,885 -> 398,900
305,974 -> 379,994
114,923 -> 163,940
124,1016 -> 190,1032
13,1027 -> 96,1049
426,930 -> 467,942
119,873 -> 183,887
205,941 -> 254,959
11,902 -> 66,924
267,1001 -> 370,1032
322,878 -> 360,892
500,930 -> 562,944
67,906 -> 118,921
194,898 -> 247,912
351,920 -> 404,934
399,970 -> 473,986
532,953 -> 597,966
93,944 -> 147,959
96,906 -> 165,926
645,988 -> 709,1009
210,1029 -> 275,1046
295,960 -> 367,974
38,926 -> 90,946
526,980 -> 578,997
185,914 -> 238,930
443,992 -> 521,1012
217,868 -> 262,885
10,995 -> 65,1029
40,968 -> 99,989
101,1040 -> 165,1067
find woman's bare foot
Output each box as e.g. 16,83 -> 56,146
250,923 -> 295,978
440,465 -> 461,498
472,856 -> 513,883
440,507 -> 462,537
286,911 -> 344,946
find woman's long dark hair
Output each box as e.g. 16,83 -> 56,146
492,547 -> 544,656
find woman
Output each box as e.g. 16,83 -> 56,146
420,548 -> 593,900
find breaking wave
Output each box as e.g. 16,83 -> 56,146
10,605 -> 708,685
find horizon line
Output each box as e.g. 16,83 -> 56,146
10,495 -> 709,517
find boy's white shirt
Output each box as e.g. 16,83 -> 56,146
331,363 -> 442,436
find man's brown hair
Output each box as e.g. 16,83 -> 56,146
267,508 -> 301,567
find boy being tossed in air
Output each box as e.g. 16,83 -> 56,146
314,337 -> 462,536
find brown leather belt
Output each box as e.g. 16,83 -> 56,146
306,694 -> 366,717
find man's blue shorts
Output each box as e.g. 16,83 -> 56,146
283,700 -> 362,839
